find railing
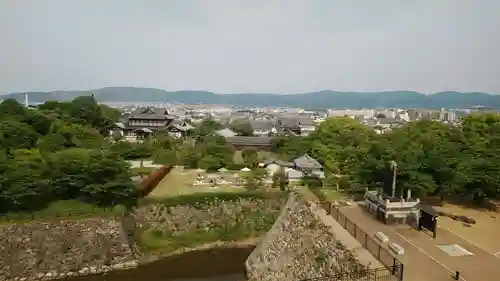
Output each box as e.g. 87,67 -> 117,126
322,203 -> 404,281
302,265 -> 399,281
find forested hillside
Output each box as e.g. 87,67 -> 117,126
3,87 -> 500,109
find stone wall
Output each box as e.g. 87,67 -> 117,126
133,196 -> 286,254
245,193 -> 365,281
0,218 -> 138,281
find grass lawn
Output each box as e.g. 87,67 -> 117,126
130,166 -> 157,176
147,167 -> 248,199
319,189 -> 346,201
0,200 -> 124,224
233,150 -> 274,164
296,187 -> 346,203
296,187 -> 321,202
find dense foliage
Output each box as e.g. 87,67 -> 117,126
112,119 -> 240,171
0,97 -> 137,213
271,114 -> 500,201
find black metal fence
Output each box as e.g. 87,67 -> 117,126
323,203 -> 404,281
302,265 -> 399,281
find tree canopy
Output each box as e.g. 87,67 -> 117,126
271,114 -> 500,202
0,97 -> 136,213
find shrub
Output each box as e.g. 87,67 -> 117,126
142,190 -> 288,207
138,165 -> 173,197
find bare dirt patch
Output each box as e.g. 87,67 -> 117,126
437,203 -> 500,254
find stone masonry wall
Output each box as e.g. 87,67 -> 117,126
245,192 -> 366,281
0,218 -> 138,281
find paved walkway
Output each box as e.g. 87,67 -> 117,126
396,226 -> 500,281
341,204 -> 500,281
340,205 -> 453,281
312,204 -> 383,269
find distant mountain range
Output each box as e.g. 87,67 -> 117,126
2,87 -> 499,109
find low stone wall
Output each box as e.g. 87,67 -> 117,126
133,196 -> 286,252
245,193 -> 365,281
0,218 -> 138,281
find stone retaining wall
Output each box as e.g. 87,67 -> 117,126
0,218 -> 138,281
245,193 -> 365,281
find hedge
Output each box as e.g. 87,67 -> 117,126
141,190 -> 289,207
138,165 -> 173,197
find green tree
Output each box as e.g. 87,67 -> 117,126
0,120 -> 40,153
47,148 -> 137,205
23,110 -> 52,135
57,124 -> 105,149
244,168 -> 268,190
271,136 -> 311,161
198,155 -> 222,171
110,141 -> 152,160
37,133 -> 67,153
241,148 -> 258,167
300,173 -> 323,188
0,99 -> 26,119
0,149 -> 51,211
230,121 -> 254,136
309,117 -> 376,175
194,119 -> 223,137
271,169 -> 289,191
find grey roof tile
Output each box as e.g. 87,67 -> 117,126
293,154 -> 322,169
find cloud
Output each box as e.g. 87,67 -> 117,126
0,0 -> 499,94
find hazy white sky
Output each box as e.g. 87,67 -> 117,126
1,0 -> 499,94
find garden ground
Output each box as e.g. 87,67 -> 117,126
146,167 -> 247,199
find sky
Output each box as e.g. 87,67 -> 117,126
1,0 -> 499,94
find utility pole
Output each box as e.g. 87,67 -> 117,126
389,160 -> 397,198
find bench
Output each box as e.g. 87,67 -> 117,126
375,232 -> 389,243
389,243 -> 404,255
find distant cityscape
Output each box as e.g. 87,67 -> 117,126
0,91 -> 483,140
103,100 -> 473,144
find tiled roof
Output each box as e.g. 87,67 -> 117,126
215,128 -> 237,138
226,136 -> 274,146
293,154 -> 322,169
262,159 -> 294,167
297,117 -> 315,126
250,120 -> 275,131
129,107 -> 178,120
287,169 -> 325,179
277,117 -> 299,128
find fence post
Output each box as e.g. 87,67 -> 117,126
364,233 -> 368,247
354,224 -> 357,238
392,258 -> 396,274
377,244 -> 381,260
400,263 -> 404,281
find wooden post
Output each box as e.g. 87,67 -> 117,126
455,271 -> 460,280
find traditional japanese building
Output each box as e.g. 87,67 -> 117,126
110,107 -> 178,141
